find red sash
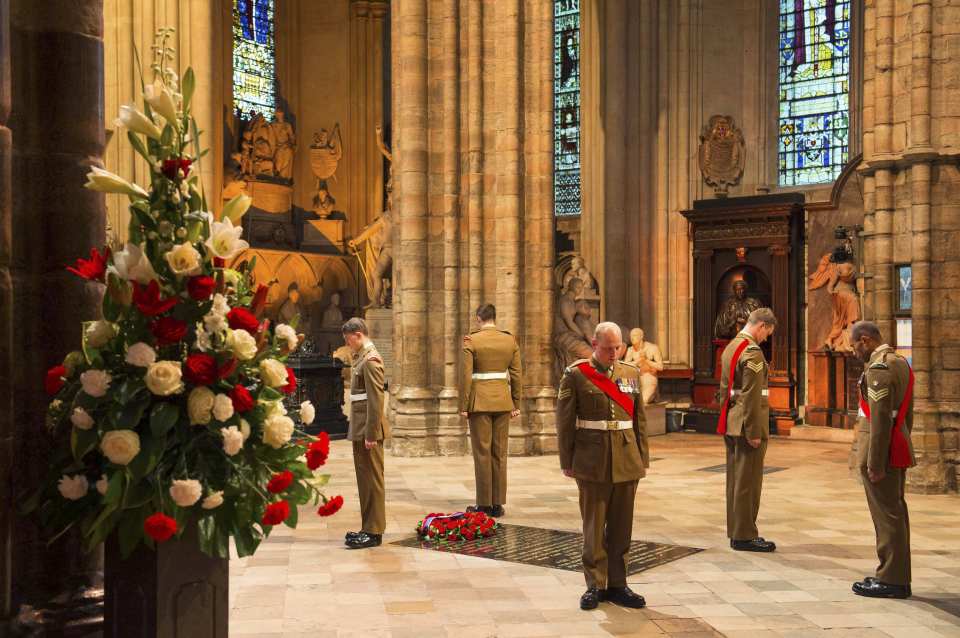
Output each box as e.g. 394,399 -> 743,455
858,363 -> 915,469
576,362 -> 635,418
717,338 -> 751,435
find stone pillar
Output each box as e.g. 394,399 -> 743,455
768,244 -> 790,374
0,0 -> 12,621
9,0 -> 106,603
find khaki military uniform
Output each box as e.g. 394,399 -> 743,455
556,357 -> 649,590
461,325 -> 522,507
856,344 -> 915,586
348,342 -> 390,535
718,331 -> 770,541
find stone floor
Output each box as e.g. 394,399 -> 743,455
229,433 -> 960,637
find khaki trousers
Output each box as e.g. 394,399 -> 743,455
576,478 -> 638,589
352,440 -> 386,534
862,467 -> 911,585
725,434 -> 767,541
469,412 -> 510,506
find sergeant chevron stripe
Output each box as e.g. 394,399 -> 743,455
745,360 -> 765,373
867,387 -> 889,402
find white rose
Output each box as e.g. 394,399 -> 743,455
70,407 -> 95,430
194,326 -> 213,352
259,359 -> 288,388
57,475 -> 89,500
80,369 -> 111,398
125,342 -> 157,367
220,426 -> 244,456
259,399 -> 286,419
205,217 -> 250,260
226,329 -> 258,361
169,479 -> 203,507
212,394 -> 235,422
85,320 -> 116,348
239,418 -> 251,441
145,361 -> 183,396
210,293 -> 231,317
262,415 -> 295,449
299,401 -> 315,426
188,386 -> 216,425
275,324 -> 298,351
95,474 -> 109,496
164,242 -> 202,277
109,242 -> 157,284
201,491 -> 224,510
100,430 -> 141,465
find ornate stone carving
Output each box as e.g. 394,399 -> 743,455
694,221 -> 790,242
309,124 -> 343,219
697,115 -> 745,198
553,253 -> 600,377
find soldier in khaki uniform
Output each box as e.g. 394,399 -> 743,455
342,317 -> 389,549
460,304 -> 522,517
557,322 -> 649,611
716,307 -> 777,552
850,321 -> 915,599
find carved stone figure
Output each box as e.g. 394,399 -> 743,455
623,328 -> 664,404
244,108 -> 297,183
277,282 -> 307,325
698,115 -> 745,197
321,291 -> 344,329
348,125 -> 394,308
714,279 -> 762,338
809,251 -> 860,352
272,109 -> 297,180
310,124 -> 343,219
553,277 -> 595,372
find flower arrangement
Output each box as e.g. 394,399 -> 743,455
416,511 -> 498,543
23,29 -> 342,559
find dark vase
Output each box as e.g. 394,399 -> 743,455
103,524 -> 228,638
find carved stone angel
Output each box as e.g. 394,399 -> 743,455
698,115 -> 745,197
809,250 -> 860,352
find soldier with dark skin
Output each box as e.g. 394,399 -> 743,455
342,317 -> 389,549
717,307 -> 777,552
460,304 -> 522,517
557,322 -> 649,611
850,321 -> 915,599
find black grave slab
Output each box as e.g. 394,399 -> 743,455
392,523 -> 702,575
698,464 -> 787,474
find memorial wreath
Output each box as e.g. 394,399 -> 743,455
416,511 -> 499,542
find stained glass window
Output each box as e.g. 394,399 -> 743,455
778,0 -> 850,186
233,0 -> 276,118
897,265 -> 913,313
554,0 -> 581,217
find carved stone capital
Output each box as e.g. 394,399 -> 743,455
768,244 -> 791,257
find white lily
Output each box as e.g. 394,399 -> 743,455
114,103 -> 162,140
205,217 -> 249,260
144,79 -> 180,129
84,166 -> 148,199
109,243 -> 158,284
222,193 -> 252,224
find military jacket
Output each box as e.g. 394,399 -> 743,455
718,331 -> 770,439
347,342 -> 389,442
556,357 -> 649,483
855,344 -> 916,471
460,325 -> 522,413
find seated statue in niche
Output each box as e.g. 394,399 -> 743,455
321,291 -> 344,329
714,279 -> 762,338
277,282 -> 308,325
246,108 -> 297,183
554,277 -> 595,370
623,328 -> 664,404
808,248 -> 860,352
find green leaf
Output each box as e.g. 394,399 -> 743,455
149,402 -> 179,438
71,427 -> 99,462
117,395 -> 150,429
116,378 -> 147,406
232,524 -> 260,558
260,387 -> 282,402
311,474 -> 331,488
127,130 -> 152,164
104,471 -> 125,506
131,205 -> 157,231
122,478 -> 153,509
283,503 -> 298,529
182,68 -> 196,112
126,432 -> 162,482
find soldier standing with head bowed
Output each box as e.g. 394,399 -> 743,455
556,322 -> 649,611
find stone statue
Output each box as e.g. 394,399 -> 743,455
348,125 -> 393,308
277,282 -> 307,325
698,115 -> 745,198
245,108 -> 297,183
809,250 -> 860,352
321,291 -> 344,329
309,124 -> 343,219
553,277 -> 595,373
623,328 -> 664,404
714,279 -> 762,338
271,109 -> 297,180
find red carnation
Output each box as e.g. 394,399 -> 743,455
184,353 -> 217,386
261,500 -> 290,526
306,432 -> 330,470
133,280 -> 179,317
151,316 -> 187,346
227,307 -> 259,333
463,528 -> 475,540
317,495 -> 343,517
161,157 -> 192,181
281,367 -> 297,395
66,247 -> 110,281
187,275 -> 216,301
229,384 -> 255,413
218,358 -> 238,380
267,470 -> 294,494
144,512 -> 177,542
45,365 -> 67,395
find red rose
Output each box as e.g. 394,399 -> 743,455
187,275 -> 216,301
281,367 -> 297,395
161,157 -> 192,181
66,247 -> 110,281
261,500 -> 290,526
229,384 -> 255,413
267,470 -> 294,494
317,495 -> 343,517
45,365 -> 67,395
227,307 -> 259,333
183,353 -> 217,386
144,512 -> 177,542
151,316 -> 187,346
133,280 -> 179,317
218,358 -> 238,380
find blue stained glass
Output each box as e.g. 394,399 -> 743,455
778,0 -> 850,186
233,0 -> 276,118
898,265 -> 912,312
554,0 -> 581,217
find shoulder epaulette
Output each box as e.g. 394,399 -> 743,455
500,329 -> 513,336
564,358 -> 590,374
868,361 -> 889,370
745,344 -> 762,352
